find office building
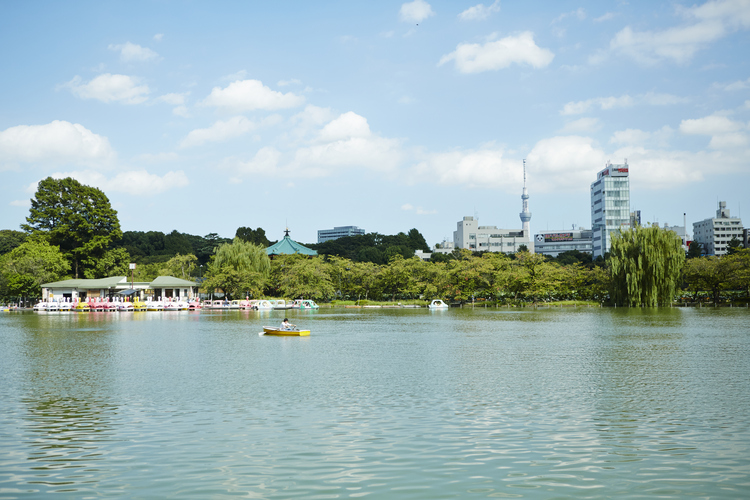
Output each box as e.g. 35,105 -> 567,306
453,216 -> 531,254
317,225 -> 365,243
692,201 -> 743,256
534,229 -> 593,258
591,161 -> 631,258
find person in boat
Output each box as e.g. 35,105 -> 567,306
281,318 -> 293,330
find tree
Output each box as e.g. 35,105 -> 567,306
83,247 -> 131,279
201,238 -> 270,299
609,225 -> 685,307
161,254 -> 198,279
687,241 -> 703,259
22,177 -> 122,278
0,239 -> 70,299
727,236 -> 743,255
273,255 -> 335,300
0,230 -> 27,255
235,227 -> 272,247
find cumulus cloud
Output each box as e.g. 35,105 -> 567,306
409,146 -> 521,189
181,116 -> 258,148
400,0 -> 435,22
202,79 -> 305,112
713,76 -> 750,91
526,136 -> 608,191
439,31 -> 554,73
608,0 -> 750,64
458,1 -> 500,21
63,74 -> 150,104
108,42 -> 160,62
0,120 -> 115,170
317,112 -> 371,142
680,114 -> 749,148
46,169 -> 189,196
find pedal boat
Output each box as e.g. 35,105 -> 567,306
263,326 -> 310,336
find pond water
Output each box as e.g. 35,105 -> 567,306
1,306 -> 749,498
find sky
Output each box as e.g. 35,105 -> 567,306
1,0 -> 749,246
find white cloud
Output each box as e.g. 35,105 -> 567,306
153,33 -> 164,42
400,0 -> 435,23
713,76 -> 750,91
610,128 -> 652,145
181,116 -> 258,148
594,12 -> 616,22
108,42 -> 160,62
609,0 -> 750,64
401,203 -> 436,214
64,74 -> 150,104
47,169 -> 189,196
526,136 -> 607,192
278,78 -> 302,87
560,92 -> 686,115
559,117 -> 600,133
552,8 -> 586,23
9,199 -> 30,207
680,114 -> 749,148
317,112 -> 371,142
409,147 -> 521,189
401,203 -> 414,211
156,92 -> 188,105
458,1 -> 500,21
202,79 -> 305,112
439,31 -> 554,73
0,120 -> 115,169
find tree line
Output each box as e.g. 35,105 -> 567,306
1,177 -> 748,305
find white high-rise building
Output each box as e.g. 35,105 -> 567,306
591,161 -> 631,258
693,201 -> 743,256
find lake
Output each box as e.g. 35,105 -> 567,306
1,306 -> 749,498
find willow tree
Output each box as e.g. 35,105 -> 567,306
201,238 -> 270,299
608,225 -> 685,307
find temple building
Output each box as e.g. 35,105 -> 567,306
265,229 -> 318,257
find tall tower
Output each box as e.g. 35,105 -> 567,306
519,159 -> 533,252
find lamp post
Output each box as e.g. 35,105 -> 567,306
129,263 -> 136,289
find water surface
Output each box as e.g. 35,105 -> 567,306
1,307 -> 749,498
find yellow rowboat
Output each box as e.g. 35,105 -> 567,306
262,326 -> 310,337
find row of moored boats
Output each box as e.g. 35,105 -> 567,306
32,298 -> 319,312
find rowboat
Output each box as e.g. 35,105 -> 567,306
262,326 -> 310,336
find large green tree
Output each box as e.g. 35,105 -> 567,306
22,177 -> 122,278
201,238 -> 270,299
609,225 -> 685,307
0,230 -> 27,255
0,239 -> 70,299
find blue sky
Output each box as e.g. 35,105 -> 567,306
1,0 -> 749,246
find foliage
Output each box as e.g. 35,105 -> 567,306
160,254 -> 198,279
727,237 -> 743,255
0,239 -> 70,298
83,247 -> 132,279
201,238 -> 270,299
609,225 -> 685,306
310,229 -> 430,263
235,227 -> 273,247
0,230 -> 27,255
687,241 -> 703,259
22,177 -> 122,278
120,230 -> 229,265
273,255 -> 335,300
682,249 -> 750,303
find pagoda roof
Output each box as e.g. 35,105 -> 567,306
266,230 -> 317,256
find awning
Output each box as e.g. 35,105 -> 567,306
115,289 -> 140,296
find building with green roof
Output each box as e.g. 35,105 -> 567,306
266,229 -> 318,256
41,276 -> 198,301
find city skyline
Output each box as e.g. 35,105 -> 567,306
1,1 -> 749,246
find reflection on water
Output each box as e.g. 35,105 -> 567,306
0,307 -> 749,498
